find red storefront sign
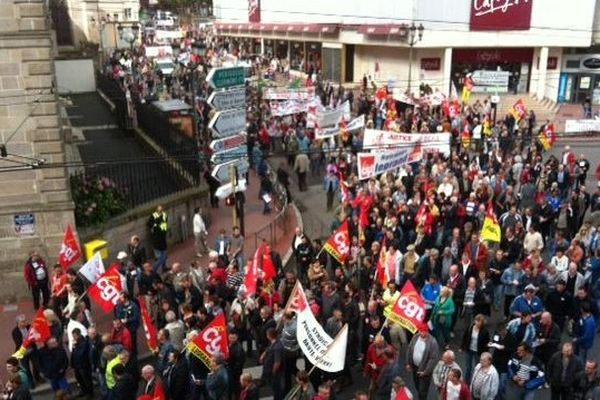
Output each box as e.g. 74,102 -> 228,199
470,0 -> 533,31
453,48 -> 533,64
248,0 -> 260,23
421,58 -> 441,71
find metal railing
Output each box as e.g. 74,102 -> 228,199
70,159 -> 194,227
96,73 -> 130,130
250,168 -> 293,252
135,100 -> 200,183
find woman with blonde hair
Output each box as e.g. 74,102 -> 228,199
432,286 -> 455,349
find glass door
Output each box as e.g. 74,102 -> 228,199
576,74 -> 592,103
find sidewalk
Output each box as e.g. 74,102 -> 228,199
0,168 -> 300,387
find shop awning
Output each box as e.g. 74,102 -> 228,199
214,21 -> 338,35
358,24 -> 407,36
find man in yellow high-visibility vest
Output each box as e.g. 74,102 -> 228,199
147,205 -> 168,272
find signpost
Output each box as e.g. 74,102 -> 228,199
215,179 -> 247,199
209,132 -> 247,153
211,158 -> 250,183
211,145 -> 247,165
207,65 -> 248,233
207,87 -> 246,110
208,109 -> 246,138
206,66 -> 245,90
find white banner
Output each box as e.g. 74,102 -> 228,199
315,115 -> 365,139
565,119 -> 600,133
363,129 -> 451,156
78,252 -> 105,284
270,99 -> 319,117
293,282 -> 348,372
471,70 -> 509,93
357,147 -> 413,180
317,101 -> 351,128
263,87 -> 316,101
155,29 -> 184,41
144,46 -> 173,58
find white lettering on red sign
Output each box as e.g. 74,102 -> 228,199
96,277 -> 120,305
473,0 -> 529,17
398,295 -> 425,322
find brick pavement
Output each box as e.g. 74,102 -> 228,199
0,168 -> 299,386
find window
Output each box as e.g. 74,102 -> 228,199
124,8 -> 132,20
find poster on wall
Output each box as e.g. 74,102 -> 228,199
470,0 -> 533,31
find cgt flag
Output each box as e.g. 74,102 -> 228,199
323,219 -> 351,264
13,308 -> 51,359
375,246 -> 391,287
58,224 -> 81,269
387,280 -> 426,334
187,313 -> 229,369
481,202 -> 501,243
139,296 -> 158,353
510,98 -> 528,121
539,122 -> 556,151
88,266 -> 122,313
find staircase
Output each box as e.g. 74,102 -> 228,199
470,93 -> 559,127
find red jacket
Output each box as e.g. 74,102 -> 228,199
363,343 -> 395,382
463,242 -> 489,272
24,257 -> 48,287
111,326 -> 133,352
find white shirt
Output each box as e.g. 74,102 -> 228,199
67,319 -> 88,352
193,213 -> 206,234
413,337 -> 427,366
446,381 -> 461,400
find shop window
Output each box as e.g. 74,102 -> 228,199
322,47 -> 341,83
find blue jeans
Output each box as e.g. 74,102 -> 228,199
153,249 -> 167,272
50,376 -> 69,392
496,372 -> 508,400
578,345 -> 590,363
464,350 -> 477,382
494,285 -> 504,309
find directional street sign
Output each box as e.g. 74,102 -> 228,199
211,158 -> 250,183
209,132 -> 247,153
211,145 -> 247,165
206,66 -> 245,90
215,179 -> 247,199
208,87 -> 246,111
208,109 -> 246,138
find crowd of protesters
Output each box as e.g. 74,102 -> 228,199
9,18 -> 600,400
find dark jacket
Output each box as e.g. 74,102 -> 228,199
11,325 -> 30,351
10,386 -> 32,400
70,336 -> 92,370
546,353 -> 583,388
461,324 -> 490,355
39,346 -> 68,380
206,365 -> 229,400
113,372 -> 137,400
163,357 -> 190,400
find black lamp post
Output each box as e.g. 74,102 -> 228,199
407,22 -> 424,94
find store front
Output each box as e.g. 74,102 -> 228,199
558,53 -> 600,104
451,48 -> 533,94
290,41 -> 305,70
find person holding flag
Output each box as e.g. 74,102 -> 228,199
481,202 -> 501,243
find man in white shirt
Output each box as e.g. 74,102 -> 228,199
193,207 -> 208,257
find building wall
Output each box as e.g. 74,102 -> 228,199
0,0 -> 75,302
529,47 -> 563,101
214,0 -> 595,48
66,0 -> 140,48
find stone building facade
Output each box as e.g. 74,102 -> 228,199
0,0 -> 75,302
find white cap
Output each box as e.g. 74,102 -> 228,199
117,251 -> 128,260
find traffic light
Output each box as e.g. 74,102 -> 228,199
225,195 -> 235,207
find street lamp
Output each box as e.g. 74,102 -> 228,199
118,23 -> 139,53
406,22 -> 424,94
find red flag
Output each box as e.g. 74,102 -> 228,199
186,313 -> 229,368
262,248 -> 277,283
415,202 -> 434,236
323,219 -> 351,264
138,296 -> 158,353
388,280 -> 426,334
245,243 -> 266,296
88,265 -> 122,313
510,98 -> 528,121
339,173 -> 350,203
58,224 -> 81,269
14,308 -> 51,359
375,246 -> 391,287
